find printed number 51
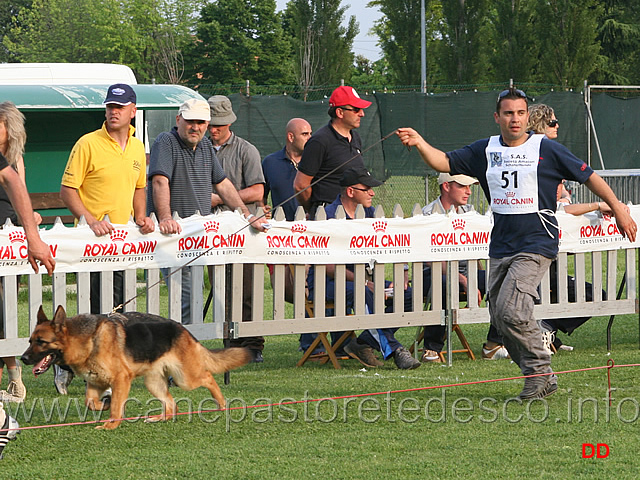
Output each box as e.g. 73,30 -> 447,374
501,171 -> 518,189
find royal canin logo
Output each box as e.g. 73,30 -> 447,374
110,230 -> 128,242
8,231 -> 26,244
505,191 -> 516,198
451,219 -> 465,231
348,220 -> 410,249
204,221 -> 219,233
291,223 -> 307,233
372,220 -> 387,233
579,221 -> 621,238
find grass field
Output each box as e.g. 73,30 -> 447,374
3,175 -> 638,477
2,310 -> 640,478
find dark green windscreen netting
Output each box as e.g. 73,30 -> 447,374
145,90 -> 639,211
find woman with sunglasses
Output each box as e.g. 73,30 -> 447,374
528,104 -> 559,139
525,104 -> 627,354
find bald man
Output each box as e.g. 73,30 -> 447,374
262,118 -> 312,220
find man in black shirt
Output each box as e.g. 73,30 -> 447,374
294,86 -> 371,218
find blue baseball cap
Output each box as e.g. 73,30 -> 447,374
103,84 -> 137,105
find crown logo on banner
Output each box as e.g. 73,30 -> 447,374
372,220 -> 387,233
452,218 -> 465,231
204,221 -> 219,233
291,223 -> 307,233
8,231 -> 26,244
506,191 -> 516,198
110,229 -> 128,242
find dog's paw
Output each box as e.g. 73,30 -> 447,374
144,415 -> 165,423
95,420 -> 120,430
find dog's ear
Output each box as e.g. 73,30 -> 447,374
36,305 -> 49,324
51,305 -> 68,333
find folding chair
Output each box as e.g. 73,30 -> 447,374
409,266 -> 476,361
295,296 -> 356,369
290,264 -> 356,369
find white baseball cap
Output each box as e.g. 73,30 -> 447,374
178,99 -> 211,121
438,173 -> 478,186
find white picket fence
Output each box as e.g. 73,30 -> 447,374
0,204 -> 637,363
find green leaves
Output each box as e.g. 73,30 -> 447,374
186,0 -> 295,86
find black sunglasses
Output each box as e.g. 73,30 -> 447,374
351,186 -> 373,193
339,106 -> 362,113
548,119 -> 559,127
497,88 -> 527,100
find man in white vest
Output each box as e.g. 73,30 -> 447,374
397,88 -> 636,400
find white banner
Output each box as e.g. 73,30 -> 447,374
0,207 -> 637,275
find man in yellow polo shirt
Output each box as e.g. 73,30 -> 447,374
58,83 -> 154,393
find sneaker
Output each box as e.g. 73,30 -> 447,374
393,347 -> 421,370
421,349 -> 442,363
344,341 -> 383,368
0,406 -> 20,460
553,335 -> 574,351
518,373 -> 557,400
6,369 -> 26,402
54,365 -> 74,395
541,330 -> 556,356
0,390 -> 24,403
482,343 -> 510,360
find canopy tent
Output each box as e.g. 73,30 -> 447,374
0,84 -> 203,111
0,83 -> 204,218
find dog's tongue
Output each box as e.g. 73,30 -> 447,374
32,354 -> 53,376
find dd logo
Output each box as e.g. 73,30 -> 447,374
582,443 -> 610,458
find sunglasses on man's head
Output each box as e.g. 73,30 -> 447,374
339,106 -> 362,114
548,119 -> 559,127
497,88 -> 527,101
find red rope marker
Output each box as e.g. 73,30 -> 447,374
607,359 -> 615,407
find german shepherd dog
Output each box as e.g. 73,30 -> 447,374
21,306 -> 251,430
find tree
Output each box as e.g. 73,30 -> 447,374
285,0 -> 358,87
438,0 -> 493,84
590,0 -> 640,84
349,55 -> 394,89
487,0 -> 538,83
368,0 -> 424,86
533,0 -> 603,89
186,0 -> 294,86
3,0 -> 205,84
0,0 -> 32,62
4,0 -> 141,66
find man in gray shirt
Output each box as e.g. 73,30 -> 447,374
208,95 -> 266,362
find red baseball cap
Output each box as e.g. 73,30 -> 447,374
329,86 -> 372,109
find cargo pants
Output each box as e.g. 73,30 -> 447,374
488,253 -> 553,376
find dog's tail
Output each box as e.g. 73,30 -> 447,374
204,347 -> 252,373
